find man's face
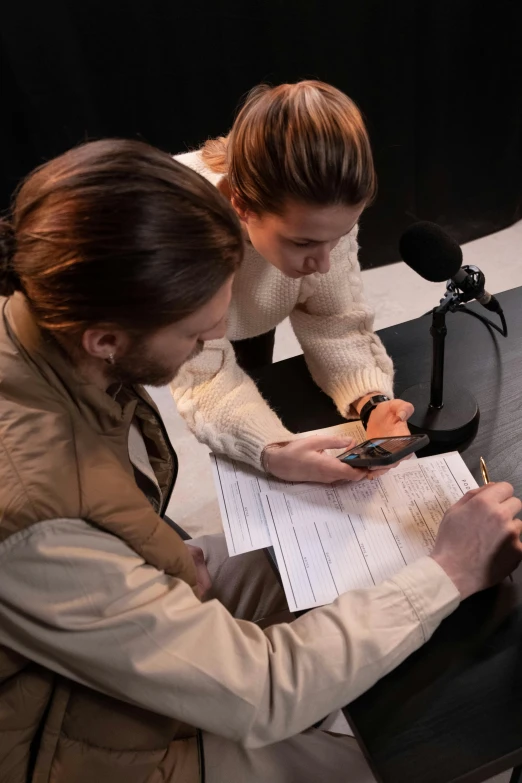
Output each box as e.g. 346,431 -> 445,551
110,278 -> 233,387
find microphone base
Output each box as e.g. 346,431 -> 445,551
400,384 -> 480,451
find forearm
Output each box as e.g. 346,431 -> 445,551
0,521 -> 460,748
291,307 -> 394,416
258,556 -> 458,745
291,231 -> 395,418
171,337 -> 292,468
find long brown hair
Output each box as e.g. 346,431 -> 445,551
202,80 -> 376,214
0,139 -> 243,335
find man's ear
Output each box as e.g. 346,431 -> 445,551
82,328 -> 129,362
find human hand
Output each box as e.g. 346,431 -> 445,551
364,398 -> 414,440
186,544 -> 212,601
430,482 -> 522,599
363,398 -> 415,478
263,435 -> 368,484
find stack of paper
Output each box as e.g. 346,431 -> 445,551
210,423 -> 477,611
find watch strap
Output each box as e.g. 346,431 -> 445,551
359,395 -> 390,429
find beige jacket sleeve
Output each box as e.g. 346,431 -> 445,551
0,519 -> 460,748
172,337 -> 292,468
290,228 -> 395,417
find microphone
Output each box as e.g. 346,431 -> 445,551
399,221 -> 502,313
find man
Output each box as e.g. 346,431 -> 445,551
0,139 -> 520,783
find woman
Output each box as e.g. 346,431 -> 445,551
172,80 -> 413,483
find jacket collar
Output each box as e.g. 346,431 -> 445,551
3,293 -> 137,434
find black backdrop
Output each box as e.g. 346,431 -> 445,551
1,0 -> 521,268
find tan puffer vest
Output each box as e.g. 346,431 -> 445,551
0,294 -> 202,783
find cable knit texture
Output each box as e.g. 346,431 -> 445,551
171,151 -> 395,468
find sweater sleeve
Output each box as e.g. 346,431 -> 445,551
290,227 -> 395,417
171,337 -> 293,468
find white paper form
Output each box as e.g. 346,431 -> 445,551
210,421 -> 366,555
262,452 -> 477,611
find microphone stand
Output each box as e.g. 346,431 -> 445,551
429,291 -> 454,410
401,286 -> 480,449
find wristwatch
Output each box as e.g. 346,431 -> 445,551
359,395 -> 390,429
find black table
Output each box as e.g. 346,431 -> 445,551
252,287 -> 522,783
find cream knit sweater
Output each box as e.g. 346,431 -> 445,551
171,151 -> 394,468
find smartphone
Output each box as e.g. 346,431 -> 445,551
337,434 -> 430,467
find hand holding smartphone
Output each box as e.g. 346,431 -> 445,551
337,434 -> 429,468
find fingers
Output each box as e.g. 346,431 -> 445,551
296,434 -> 357,452
367,465 -> 399,479
450,486 -> 487,508
196,567 -> 213,601
471,481 -> 515,504
391,399 -> 414,422
452,484 -> 520,532
186,544 -> 205,565
316,456 -> 368,483
501,495 -> 522,521
450,482 -> 513,510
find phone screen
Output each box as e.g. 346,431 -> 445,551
341,437 -> 418,460
338,435 -> 429,466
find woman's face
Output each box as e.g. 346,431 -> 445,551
237,200 -> 365,279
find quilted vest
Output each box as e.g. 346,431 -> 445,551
0,294 -> 202,783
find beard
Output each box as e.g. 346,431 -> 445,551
107,340 -> 204,388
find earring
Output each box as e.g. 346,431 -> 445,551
106,352 -> 115,365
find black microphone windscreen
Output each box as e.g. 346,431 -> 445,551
399,221 -> 463,282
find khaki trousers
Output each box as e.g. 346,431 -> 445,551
194,534 -> 376,783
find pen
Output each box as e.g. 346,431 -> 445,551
480,456 -> 490,485
480,456 -> 513,582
